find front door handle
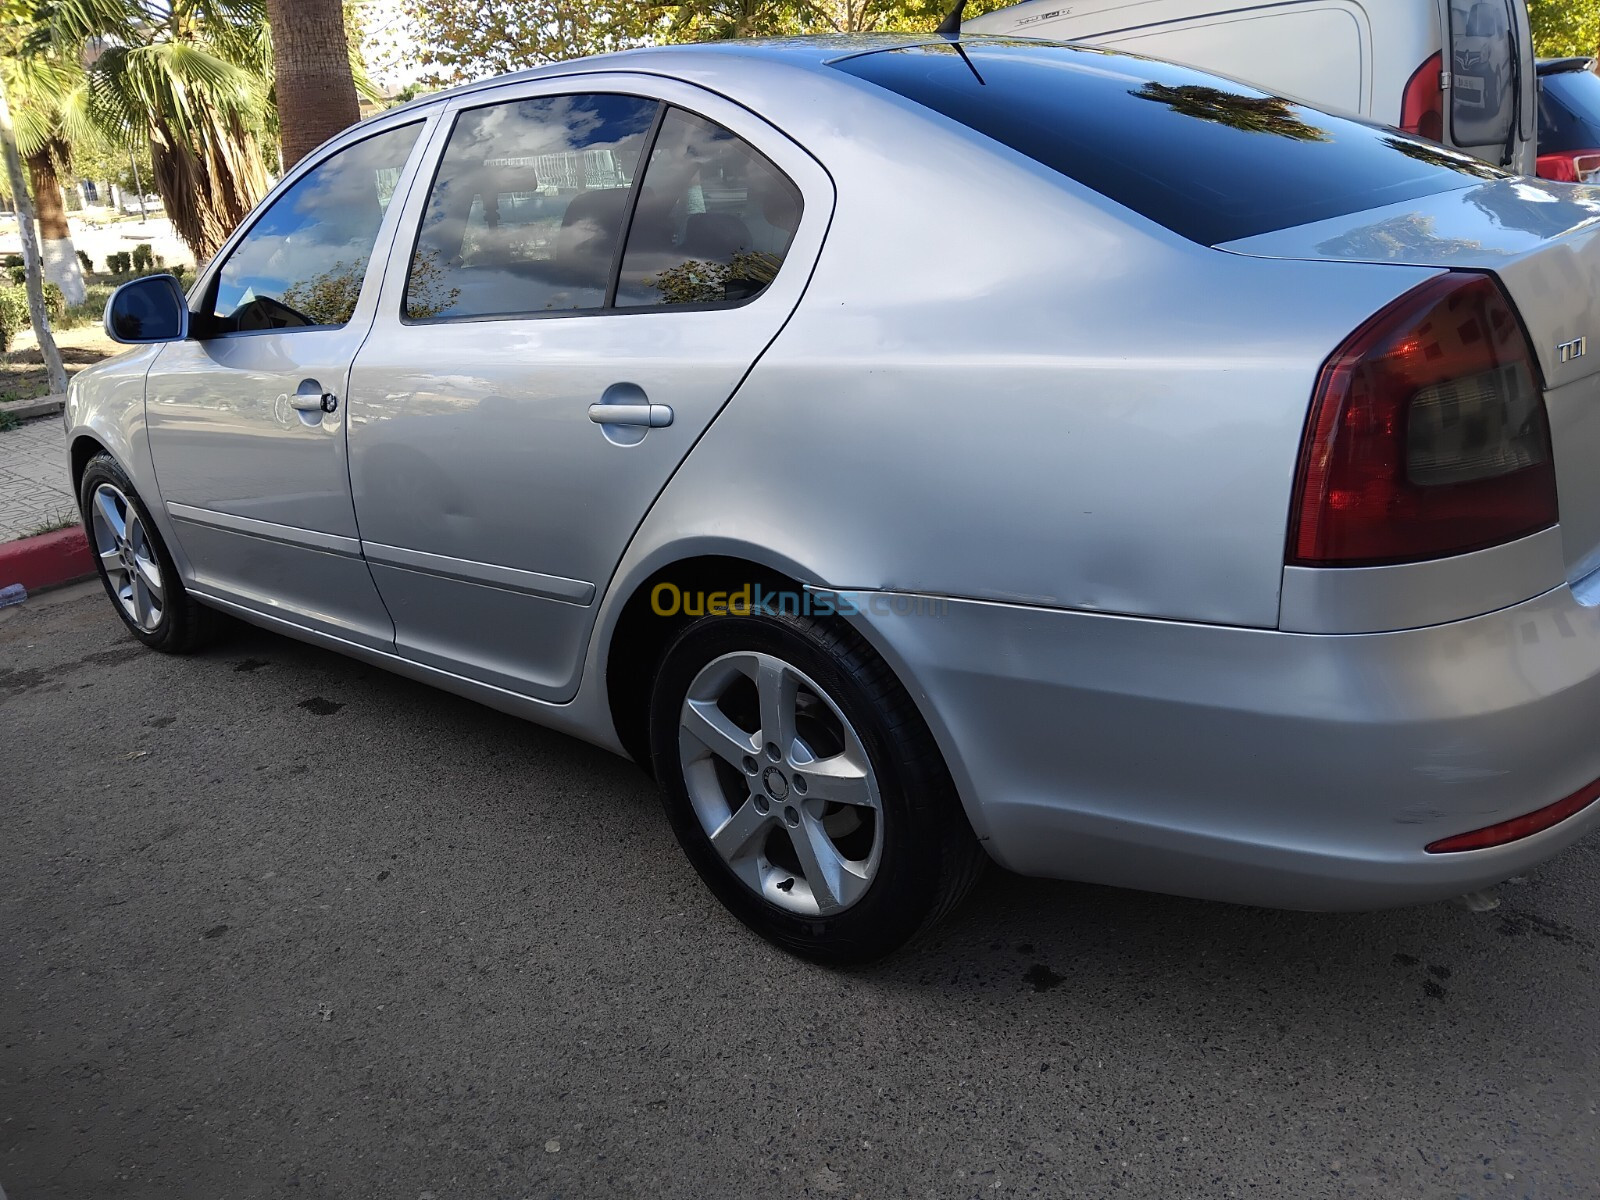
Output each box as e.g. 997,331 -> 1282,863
588,402 -> 673,428
288,380 -> 338,414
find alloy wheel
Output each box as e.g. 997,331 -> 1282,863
89,483 -> 165,633
678,651 -> 883,916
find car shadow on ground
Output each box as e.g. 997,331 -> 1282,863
191,609 -> 1598,1024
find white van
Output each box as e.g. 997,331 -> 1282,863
965,0 -> 1537,172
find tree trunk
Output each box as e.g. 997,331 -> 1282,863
26,145 -> 86,307
0,78 -> 67,396
266,0 -> 362,170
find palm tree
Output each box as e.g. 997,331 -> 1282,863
34,0 -> 275,263
263,0 -> 359,169
3,49 -> 93,303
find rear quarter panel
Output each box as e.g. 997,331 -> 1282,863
610,74 -> 1439,629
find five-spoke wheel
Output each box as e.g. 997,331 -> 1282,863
78,452 -> 216,653
652,609 -> 983,962
680,650 -> 883,916
89,482 -> 165,633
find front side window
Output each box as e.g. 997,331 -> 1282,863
615,108 -> 804,308
211,123 -> 422,333
405,95 -> 659,320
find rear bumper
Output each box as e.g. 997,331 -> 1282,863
852,583 -> 1600,910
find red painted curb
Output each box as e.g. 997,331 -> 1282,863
0,525 -> 94,593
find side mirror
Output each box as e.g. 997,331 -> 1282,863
104,274 -> 190,344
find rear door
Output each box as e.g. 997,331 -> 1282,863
347,74 -> 833,701
1446,0 -> 1535,172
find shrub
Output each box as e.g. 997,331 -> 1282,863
131,243 -> 154,271
0,283 -> 68,351
107,251 -> 131,275
6,265 -> 23,286
77,249 -> 93,273
2,254 -> 20,269
0,286 -> 28,353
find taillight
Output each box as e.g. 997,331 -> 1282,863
1400,52 -> 1444,141
1537,150 -> 1600,183
1288,272 -> 1557,567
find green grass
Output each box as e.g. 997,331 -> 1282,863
58,283 -> 115,332
23,511 -> 81,537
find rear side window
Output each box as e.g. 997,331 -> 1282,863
405,95 -> 659,320
1539,69 -> 1600,154
832,42 -> 1506,246
615,108 -> 803,307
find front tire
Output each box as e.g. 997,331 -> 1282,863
649,609 -> 983,963
79,453 -> 217,653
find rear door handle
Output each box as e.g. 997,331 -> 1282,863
588,402 -> 673,428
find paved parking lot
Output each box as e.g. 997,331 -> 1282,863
4,584 -> 1599,1198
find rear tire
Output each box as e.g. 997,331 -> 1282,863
649,608 -> 983,963
79,453 -> 218,653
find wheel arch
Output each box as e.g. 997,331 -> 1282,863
69,431 -> 109,499
604,553 -> 805,775
596,546 -> 995,847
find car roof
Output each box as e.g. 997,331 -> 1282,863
381,35 -> 947,117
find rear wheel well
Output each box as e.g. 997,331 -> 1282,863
606,556 -> 802,774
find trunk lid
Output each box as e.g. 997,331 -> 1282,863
1220,177 -> 1600,582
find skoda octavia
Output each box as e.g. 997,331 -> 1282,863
70,37 -> 1600,960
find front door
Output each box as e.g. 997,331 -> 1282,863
145,119 -> 432,649
347,76 -> 831,700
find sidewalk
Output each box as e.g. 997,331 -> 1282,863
0,416 -> 77,542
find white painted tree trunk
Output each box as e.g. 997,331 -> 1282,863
0,79 -> 66,396
41,236 -> 86,306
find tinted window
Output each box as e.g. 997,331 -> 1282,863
406,95 -> 658,320
832,43 -> 1506,246
615,108 -> 803,307
1539,68 -> 1600,154
211,123 -> 421,333
1449,0 -> 1517,147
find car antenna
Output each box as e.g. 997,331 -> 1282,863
935,2 -> 986,84
936,0 -> 965,35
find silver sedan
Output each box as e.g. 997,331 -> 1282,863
69,36 -> 1600,960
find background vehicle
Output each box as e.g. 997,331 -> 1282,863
1537,58 -> 1600,182
966,0 -> 1537,172
70,38 -> 1600,961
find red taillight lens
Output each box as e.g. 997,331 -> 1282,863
1536,150 -> 1600,183
1425,775 -> 1600,853
1400,52 -> 1444,141
1289,272 -> 1557,567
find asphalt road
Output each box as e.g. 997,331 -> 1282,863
4,584 -> 1599,1199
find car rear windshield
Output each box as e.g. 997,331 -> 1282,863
1539,67 -> 1600,154
831,41 -> 1506,246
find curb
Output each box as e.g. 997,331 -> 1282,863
0,393 -> 66,423
0,525 -> 94,593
